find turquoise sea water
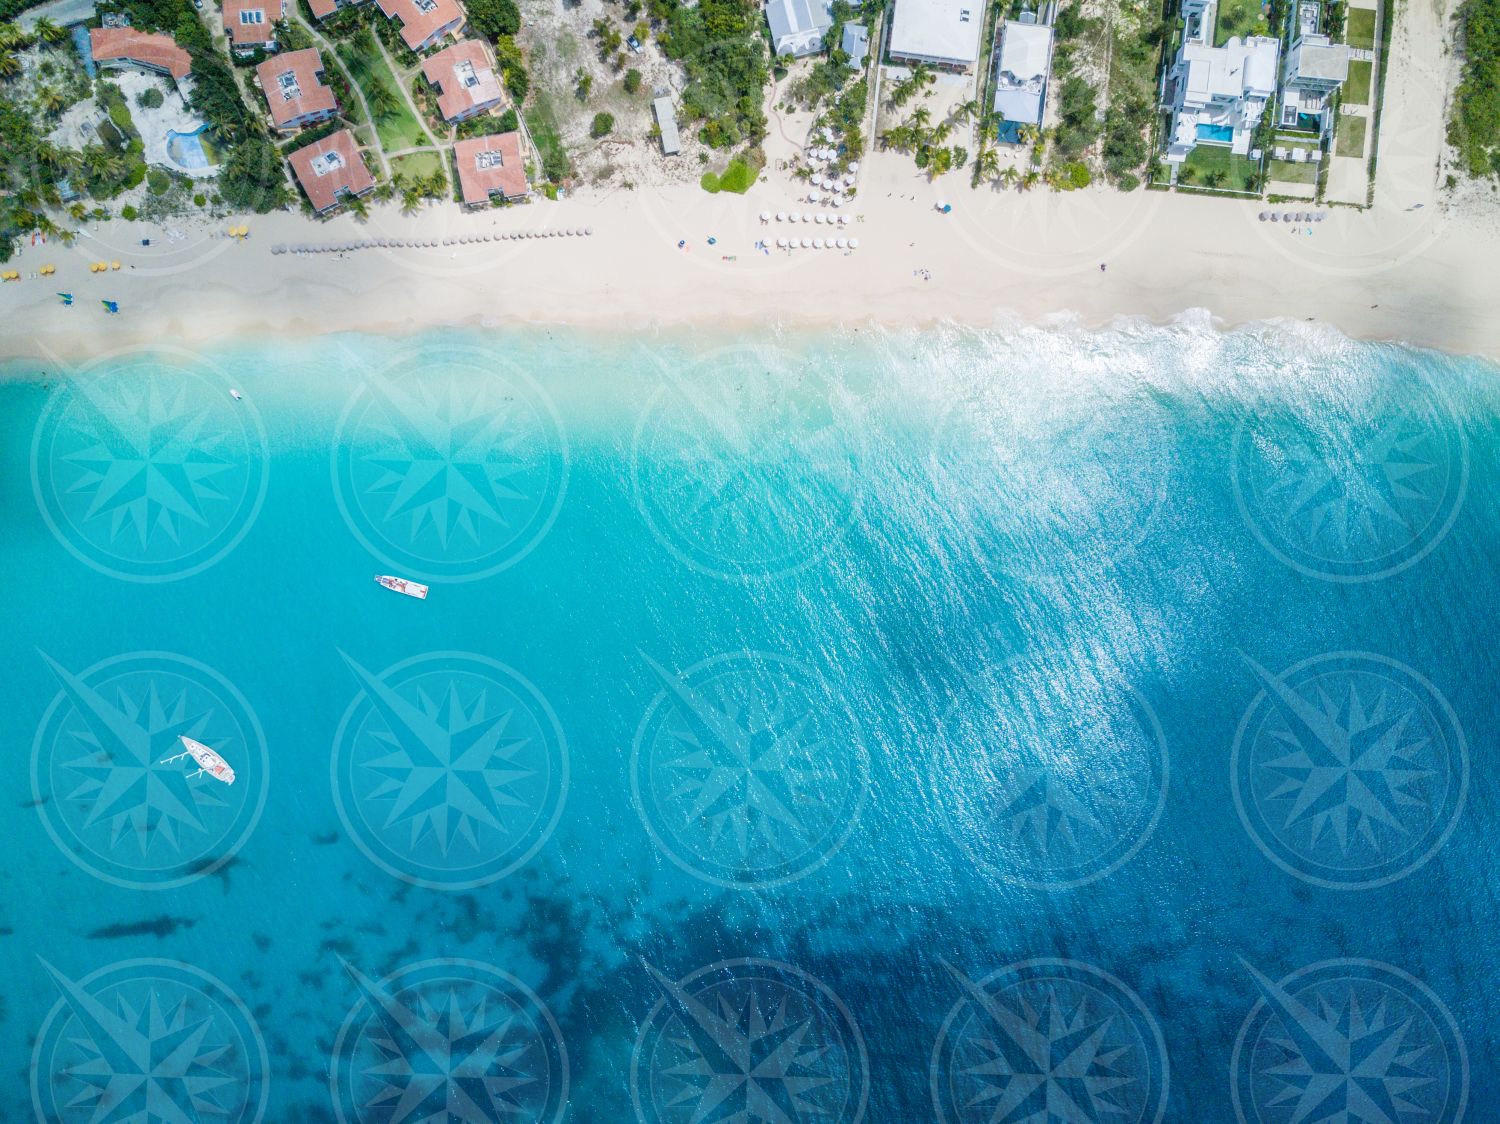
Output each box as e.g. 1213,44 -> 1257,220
1,321 -> 1497,1122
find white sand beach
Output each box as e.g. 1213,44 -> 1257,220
5,158 -> 1498,364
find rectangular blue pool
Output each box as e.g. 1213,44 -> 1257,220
1196,123 -> 1234,143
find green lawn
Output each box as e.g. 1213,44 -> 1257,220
1336,114 -> 1368,157
391,150 -> 444,183
1180,144 -> 1261,191
337,38 -> 427,153
1345,6 -> 1377,49
1268,157 -> 1318,183
1214,0 -> 1269,45
1344,59 -> 1373,105
525,94 -> 571,183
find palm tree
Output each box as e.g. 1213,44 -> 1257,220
400,186 -> 422,214
910,105 -> 931,132
911,62 -> 935,92
368,79 -> 399,121
347,193 -> 369,220
0,23 -> 27,50
998,164 -> 1020,188
952,99 -> 980,126
970,144 -> 999,187
38,87 -> 67,117
1017,124 -> 1040,146
1019,168 -> 1040,191
0,50 -> 21,81
34,17 -> 66,46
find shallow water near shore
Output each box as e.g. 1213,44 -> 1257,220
1,320 -> 1497,1121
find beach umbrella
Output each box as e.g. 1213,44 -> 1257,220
1269,213 -> 1279,223
849,161 -> 860,172
840,215 -> 851,226
760,211 -> 770,223
836,238 -> 847,249
814,214 -> 825,225
800,238 -> 811,248
808,191 -> 821,203
1316,213 -> 1327,222
1258,212 -> 1267,221
814,238 -> 824,249
849,238 -> 859,248
110,261 -> 121,270
776,212 -> 786,222
775,237 -> 785,248
788,212 -> 800,223
1282,212 -> 1294,221
585,227 -> 593,235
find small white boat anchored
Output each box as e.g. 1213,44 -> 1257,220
161,735 -> 236,785
375,574 -> 429,599
230,389 -> 243,401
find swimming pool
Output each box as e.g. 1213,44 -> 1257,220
166,124 -> 211,170
1196,123 -> 1234,143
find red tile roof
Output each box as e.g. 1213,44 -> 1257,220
376,0 -> 464,51
288,129 -> 375,212
420,39 -> 503,121
257,48 -> 338,129
89,27 -> 192,80
307,0 -> 339,17
453,134 -> 529,205
224,0 -> 285,46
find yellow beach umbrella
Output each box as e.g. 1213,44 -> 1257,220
110,261 -> 121,271
41,264 -> 55,275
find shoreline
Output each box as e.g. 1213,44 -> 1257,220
4,162 -> 1500,366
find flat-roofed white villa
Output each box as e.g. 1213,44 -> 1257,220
887,0 -> 985,71
1161,0 -> 1279,164
992,14 -> 1053,141
1280,31 -> 1348,136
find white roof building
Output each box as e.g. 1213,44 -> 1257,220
992,18 -> 1053,131
654,95 -> 681,155
1163,30 -> 1280,163
765,0 -> 833,57
888,0 -> 985,71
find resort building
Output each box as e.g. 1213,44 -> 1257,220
223,0 -> 284,54
654,95 -> 680,155
764,0 -> 832,57
841,22 -> 869,68
307,0 -> 369,19
887,0 -> 985,71
89,27 -> 192,82
453,134 -> 530,206
1279,32 -> 1349,135
421,39 -> 504,122
1161,0 -> 1279,164
257,48 -> 338,132
991,15 -> 1053,140
376,0 -> 464,52
288,128 -> 375,213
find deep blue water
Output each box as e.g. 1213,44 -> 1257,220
1,320 -> 1496,1123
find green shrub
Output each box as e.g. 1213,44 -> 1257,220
137,86 -> 165,109
700,170 -> 720,192
124,160 -> 147,188
623,68 -> 642,94
108,101 -> 133,131
121,204 -> 139,219
147,167 -> 171,194
193,192 -> 207,206
589,111 -> 614,137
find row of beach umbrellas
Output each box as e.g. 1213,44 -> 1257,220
1259,211 -> 1326,223
774,237 -> 859,250
271,229 -> 595,254
761,212 -> 853,226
